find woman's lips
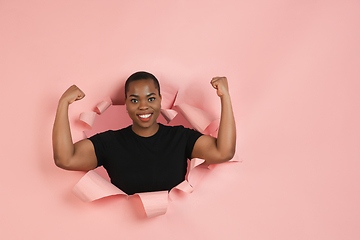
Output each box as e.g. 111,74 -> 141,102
137,113 -> 153,122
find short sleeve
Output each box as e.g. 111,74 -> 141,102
88,131 -> 112,167
184,128 -> 203,159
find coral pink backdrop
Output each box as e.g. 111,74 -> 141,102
1,0 -> 360,239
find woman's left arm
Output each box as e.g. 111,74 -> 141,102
191,77 -> 236,165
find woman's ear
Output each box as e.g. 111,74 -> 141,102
159,94 -> 162,109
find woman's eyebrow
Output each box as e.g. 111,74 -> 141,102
129,93 -> 156,98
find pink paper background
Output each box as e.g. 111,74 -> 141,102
1,0 -> 360,239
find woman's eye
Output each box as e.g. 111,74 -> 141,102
148,97 -> 155,102
131,99 -> 138,103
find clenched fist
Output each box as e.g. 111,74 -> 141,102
60,85 -> 85,105
210,77 -> 229,98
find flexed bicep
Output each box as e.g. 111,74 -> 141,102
191,135 -> 230,165
69,139 -> 98,171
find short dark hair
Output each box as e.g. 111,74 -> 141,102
125,71 -> 160,98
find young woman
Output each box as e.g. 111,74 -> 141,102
53,71 -> 236,195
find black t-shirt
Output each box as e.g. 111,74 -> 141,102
89,123 -> 203,195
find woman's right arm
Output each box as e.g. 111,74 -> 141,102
52,85 -> 98,171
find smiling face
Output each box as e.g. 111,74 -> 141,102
125,78 -> 162,136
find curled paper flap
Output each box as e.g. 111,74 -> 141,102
187,158 -> 208,186
72,171 -> 169,218
161,109 -> 178,123
137,191 -> 169,218
171,180 -> 193,194
160,85 -> 178,109
176,103 -> 216,133
95,99 -> 112,114
72,170 -> 126,202
190,158 -> 206,170
79,112 -> 97,128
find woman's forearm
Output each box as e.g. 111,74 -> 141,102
216,93 -> 236,160
52,100 -> 75,167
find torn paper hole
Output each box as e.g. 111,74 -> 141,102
75,89 -> 238,218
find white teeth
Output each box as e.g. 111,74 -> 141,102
139,114 -> 151,118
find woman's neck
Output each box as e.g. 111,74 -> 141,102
131,123 -> 160,137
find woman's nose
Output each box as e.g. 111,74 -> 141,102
139,101 -> 148,110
